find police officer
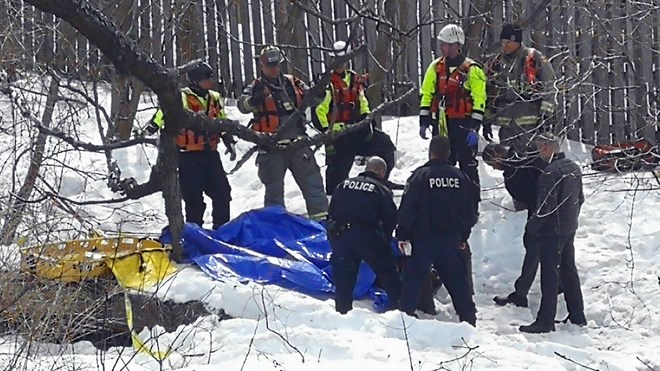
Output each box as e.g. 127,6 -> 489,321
483,143 -> 547,307
142,61 -> 237,229
328,156 -> 401,314
485,24 -> 557,152
313,41 -> 399,194
397,136 -> 477,325
238,46 -> 328,220
419,24 -> 487,215
520,134 -> 586,333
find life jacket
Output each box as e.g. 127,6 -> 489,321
176,89 -> 222,151
326,71 -> 364,125
431,57 -> 475,120
487,48 -> 540,101
251,75 -> 304,134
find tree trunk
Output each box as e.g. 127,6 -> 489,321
0,77 -> 60,245
366,0 -> 397,128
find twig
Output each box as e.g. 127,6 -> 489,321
554,352 -> 600,371
431,338 -> 480,371
35,124 -> 158,152
240,315 -> 261,371
400,312 -> 414,371
259,288 -> 305,363
636,356 -> 657,371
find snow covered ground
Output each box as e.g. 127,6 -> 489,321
1,88 -> 659,370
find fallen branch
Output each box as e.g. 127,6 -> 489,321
554,351 -> 600,371
636,356 -> 656,371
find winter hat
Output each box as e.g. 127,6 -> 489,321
500,24 -> 523,42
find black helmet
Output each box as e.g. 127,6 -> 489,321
258,46 -> 284,66
187,61 -> 214,82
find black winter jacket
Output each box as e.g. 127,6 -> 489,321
396,159 -> 477,242
525,153 -> 584,236
502,148 -> 547,209
328,171 -> 398,237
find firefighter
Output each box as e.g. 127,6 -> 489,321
485,23 -> 557,152
419,23 -> 487,217
327,156 -> 401,314
141,61 -> 237,229
397,136 -> 478,326
313,41 -> 399,195
238,46 -> 328,220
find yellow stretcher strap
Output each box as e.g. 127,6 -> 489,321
124,292 -> 172,360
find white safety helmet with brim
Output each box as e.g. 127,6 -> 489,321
437,24 -> 465,45
331,40 -> 350,57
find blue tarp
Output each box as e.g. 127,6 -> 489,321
161,206 -> 389,308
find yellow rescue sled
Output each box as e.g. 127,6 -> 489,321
20,236 -> 176,290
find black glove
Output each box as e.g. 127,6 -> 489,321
133,121 -> 159,138
482,123 -> 493,142
419,115 -> 433,139
249,81 -> 266,107
221,134 -> 237,161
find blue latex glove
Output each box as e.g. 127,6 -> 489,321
466,130 -> 479,146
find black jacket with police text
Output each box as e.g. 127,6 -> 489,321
328,171 -> 397,237
396,159 -> 477,242
502,148 -> 547,209
525,153 -> 584,236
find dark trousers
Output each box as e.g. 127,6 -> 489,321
400,234 -> 476,318
326,129 -> 396,195
446,120 -> 480,213
178,150 -> 231,228
330,229 -> 402,313
513,213 -> 540,298
256,146 -> 328,219
535,232 -> 585,324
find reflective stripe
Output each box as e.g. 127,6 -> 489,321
309,211 -> 328,221
420,108 -> 431,116
541,101 -> 555,113
516,116 -> 540,125
471,112 -> 483,121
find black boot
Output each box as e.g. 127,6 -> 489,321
569,313 -> 587,326
555,313 -> 587,326
459,313 -> 477,327
519,320 -> 555,333
493,293 -> 528,308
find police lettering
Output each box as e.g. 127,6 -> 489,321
429,177 -> 460,189
343,180 -> 376,192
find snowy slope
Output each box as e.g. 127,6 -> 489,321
1,90 -> 659,370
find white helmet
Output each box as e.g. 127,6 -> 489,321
331,40 -> 349,56
437,24 -> 465,45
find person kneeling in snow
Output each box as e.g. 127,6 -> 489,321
327,156 -> 402,314
138,61 -> 237,230
397,136 -> 478,326
483,143 -> 547,308
519,134 -> 586,333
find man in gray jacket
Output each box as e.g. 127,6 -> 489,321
238,46 -> 328,220
485,24 -> 557,152
519,134 -> 586,333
